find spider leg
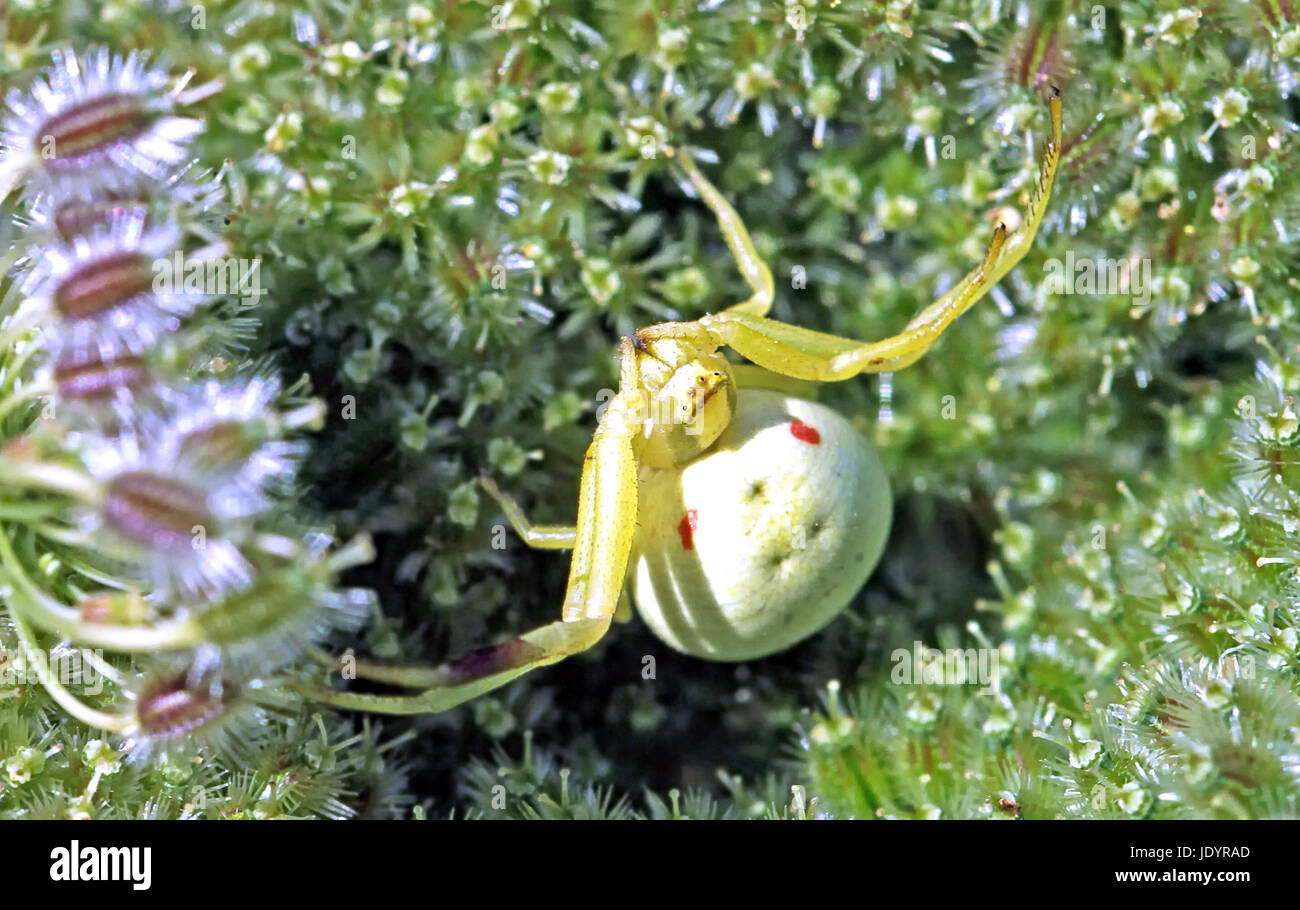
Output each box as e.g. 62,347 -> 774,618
306,647 -> 444,688
614,587 -> 634,623
729,363 -> 821,400
479,474 -> 576,549
696,88 -> 1061,381
674,148 -> 774,318
300,400 -> 641,714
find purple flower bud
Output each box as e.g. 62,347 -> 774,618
1,48 -> 209,199
53,346 -> 151,403
134,671 -> 241,741
101,469 -> 213,551
53,248 -> 153,321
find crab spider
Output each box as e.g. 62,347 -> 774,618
303,89 -> 1062,715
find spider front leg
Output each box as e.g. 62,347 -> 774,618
478,474 -> 637,622
685,89 -> 1062,381
673,148 -> 773,318
700,220 -> 1007,379
300,396 -> 642,715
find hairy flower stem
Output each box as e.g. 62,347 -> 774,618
0,457 -> 101,502
0,526 -> 200,651
9,607 -> 131,732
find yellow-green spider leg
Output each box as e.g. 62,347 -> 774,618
729,362 -> 821,400
306,646 -> 443,689
693,88 -> 1062,382
479,471 -> 634,620
673,148 -> 774,318
478,474 -> 577,549
300,398 -> 642,714
698,222 -> 1003,380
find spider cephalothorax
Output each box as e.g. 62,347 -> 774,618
304,90 -> 1063,715
620,329 -> 737,467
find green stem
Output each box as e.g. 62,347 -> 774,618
0,501 -> 63,521
0,380 -> 50,424
0,525 -> 202,652
0,456 -> 101,503
0,307 -> 42,361
33,545 -> 132,591
2,322 -> 44,377
9,606 -> 132,733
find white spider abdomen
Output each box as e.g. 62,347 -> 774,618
631,388 -> 891,661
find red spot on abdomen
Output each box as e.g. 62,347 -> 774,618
677,509 -> 698,550
789,419 -> 821,445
